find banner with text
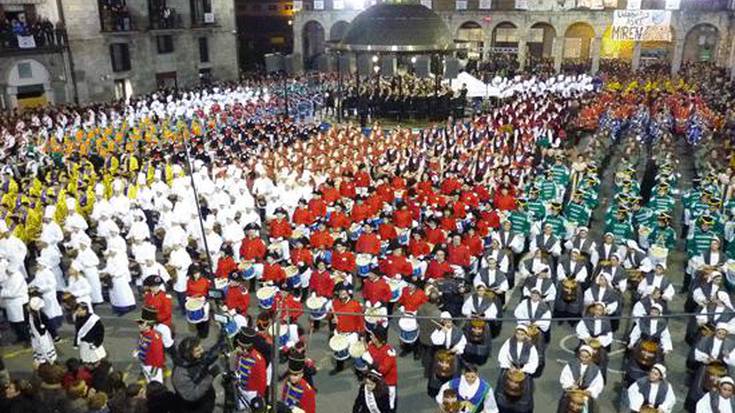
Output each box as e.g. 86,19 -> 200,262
612,10 -> 672,42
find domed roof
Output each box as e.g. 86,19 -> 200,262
336,3 -> 454,52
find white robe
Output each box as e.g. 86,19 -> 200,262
75,248 -> 103,304
104,253 -> 136,308
627,380 -> 676,413
559,362 -> 604,399
29,267 -> 63,319
0,269 -> 29,322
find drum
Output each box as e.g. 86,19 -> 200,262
639,226 -> 651,237
704,361 -> 728,392
364,306 -> 385,331
503,369 -> 525,398
398,316 -> 419,344
241,262 -> 256,280
639,406 -> 659,413
256,286 -> 277,309
564,390 -> 588,413
527,324 -> 541,345
214,277 -> 229,290
700,323 -> 715,338
561,278 -> 578,303
388,279 -> 403,302
185,297 -> 207,324
356,254 -> 373,276
650,245 -> 668,261
380,241 -> 389,256
589,338 -> 603,364
564,221 -> 578,238
285,265 -> 301,289
349,341 -> 368,370
349,223 -> 362,241
329,334 -> 350,361
433,349 -> 457,380
468,319 -> 486,344
268,323 -> 289,348
306,295 -> 328,320
291,228 -> 305,240
635,339 -> 659,368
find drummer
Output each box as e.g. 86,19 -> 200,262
224,272 -> 250,316
328,284 -> 365,375
695,375 -> 735,413
185,265 -> 211,339
558,346 -> 604,413
434,363 -> 499,413
397,282 -> 428,358
361,325 -> 398,413
142,275 -> 173,329
575,302 -> 613,379
637,262 -> 676,302
627,364 -> 677,413
496,325 -> 538,413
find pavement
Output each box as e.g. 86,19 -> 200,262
1,134 -> 698,413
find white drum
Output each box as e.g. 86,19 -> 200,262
329,334 -> 351,361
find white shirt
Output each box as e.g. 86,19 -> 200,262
559,362 -> 604,399
435,376 -> 499,413
627,380 -> 676,413
696,393 -> 733,413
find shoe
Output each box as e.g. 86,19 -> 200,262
328,367 -> 343,376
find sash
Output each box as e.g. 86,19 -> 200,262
364,387 -> 381,413
282,381 -> 304,408
237,355 -> 256,389
472,295 -> 493,316
638,318 -> 668,339
76,313 -> 100,345
448,377 -> 490,411
526,300 -> 548,321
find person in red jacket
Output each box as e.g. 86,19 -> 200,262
328,203 -> 351,231
185,266 -> 212,339
392,203 -> 413,229
215,246 -> 238,279
261,253 -> 286,286
269,207 -> 293,239
290,237 -> 314,269
281,357 -> 317,413
425,249 -> 453,280
350,197 -> 371,223
309,221 -> 334,250
446,234 -> 471,270
134,307 -> 166,383
408,231 -> 431,259
240,224 -> 267,262
424,218 -> 447,247
377,218 -> 398,245
308,192 -> 327,218
494,184 -> 517,211
439,208 -> 458,233
339,178 -> 357,199
363,326 -> 398,411
234,327 -> 268,410
463,226 -> 484,258
225,273 -> 250,315
293,199 -> 316,227
378,247 -> 413,279
396,283 -> 427,358
329,285 -> 364,375
321,181 -> 340,205
332,240 -> 356,273
362,271 -> 392,307
354,166 -> 371,189
142,276 -> 173,328
356,223 -> 381,255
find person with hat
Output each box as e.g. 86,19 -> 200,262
362,325 -> 398,412
186,265 -> 212,339
332,240 -> 356,274
233,327 -> 268,410
28,259 -> 63,339
240,223 -> 267,262
575,301 -> 613,378
281,354 -> 317,413
564,191 -> 591,229
625,303 -> 671,384
637,262 -> 675,302
627,363 -> 676,413
644,212 -> 676,251
327,284 -> 365,375
225,271 -> 251,315
27,295 -> 57,365
363,270 -> 392,308
100,245 -> 137,316
73,302 -> 106,365
696,375 -> 735,413
262,251 -> 287,286
71,236 -> 104,306
435,363 -> 499,413
495,324 -> 538,412
540,201 -> 568,240
353,369 -> 392,413
431,311 -> 467,357
310,221 -> 335,251
557,345 -> 604,413
143,275 -> 173,328
593,232 -> 626,272
133,307 -> 166,383
269,207 -> 292,261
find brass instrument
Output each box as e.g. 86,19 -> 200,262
468,318 -> 486,344
626,268 -> 644,288
699,323 -> 715,338
433,349 -> 457,380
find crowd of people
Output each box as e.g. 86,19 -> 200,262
0,14 -> 62,50
0,60 -> 734,413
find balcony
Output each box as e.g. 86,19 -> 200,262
190,0 -> 218,27
99,1 -> 136,32
149,9 -> 184,30
0,29 -> 68,57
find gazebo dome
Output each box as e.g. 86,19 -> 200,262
336,3 -> 454,52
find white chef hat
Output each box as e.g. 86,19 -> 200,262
652,364 -> 667,379
440,311 -> 452,321
720,376 -> 735,387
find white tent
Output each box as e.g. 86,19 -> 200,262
450,72 -> 488,98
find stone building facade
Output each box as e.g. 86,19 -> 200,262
0,0 -> 238,110
292,0 -> 735,75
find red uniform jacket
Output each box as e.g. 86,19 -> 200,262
447,244 -> 471,267
240,237 -> 267,262
138,329 -> 165,368
290,247 -> 314,267
308,198 -> 327,218
425,259 -> 453,280
354,171 -> 371,187
274,292 -> 303,322
309,230 -> 334,249
350,203 -> 371,223
398,287 -> 428,312
331,299 -> 365,333
309,270 -> 335,298
215,256 -> 238,279
332,250 -> 356,273
236,348 -> 267,396
262,263 -> 286,285
186,277 -> 210,298
282,378 -> 316,413
377,223 -> 397,241
328,211 -> 351,230
362,277 -> 392,305
408,239 -> 431,258
339,181 -> 357,199
269,218 -> 292,239
378,255 -> 413,278
494,193 -> 517,211
463,235 -> 484,257
440,217 -> 458,233
367,342 -> 398,386
393,209 -> 413,229
356,233 -> 381,255
144,291 -> 173,327
293,207 -> 316,226
321,186 -> 340,205
225,285 -> 250,314
440,178 -> 461,195
424,227 -> 447,246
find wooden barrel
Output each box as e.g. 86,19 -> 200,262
704,361 -> 728,392
635,339 -> 659,368
503,369 -> 525,398
564,390 -> 587,413
433,349 -> 456,380
562,278 -> 578,302
640,405 -> 659,413
468,319 -> 486,344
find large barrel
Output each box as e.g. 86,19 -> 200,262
433,349 -> 457,380
503,369 -> 525,398
562,278 -> 577,303
704,361 -> 728,392
468,319 -> 487,344
634,339 -> 659,368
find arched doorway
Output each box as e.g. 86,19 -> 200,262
303,20 -> 326,70
491,22 -> 518,51
683,24 -> 719,63
6,59 -> 53,110
563,22 -> 594,71
330,21 -> 349,42
456,21 -> 484,60
528,22 -> 556,65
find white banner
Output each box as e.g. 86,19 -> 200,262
612,10 -> 672,41
626,0 -> 640,9
665,0 -> 680,10
17,35 -> 36,49
293,0 -> 303,11
420,0 -> 432,8
314,0 -> 324,10
479,0 -> 492,9
515,0 -> 528,9
456,0 -> 467,10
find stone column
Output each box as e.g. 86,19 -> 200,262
552,35 -> 564,73
292,21 -> 304,68
670,38 -> 684,76
590,36 -> 602,74
631,41 -> 642,72
517,38 -> 528,70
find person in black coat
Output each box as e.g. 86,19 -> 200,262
146,381 -> 177,412
171,335 -> 223,413
353,370 -> 392,413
